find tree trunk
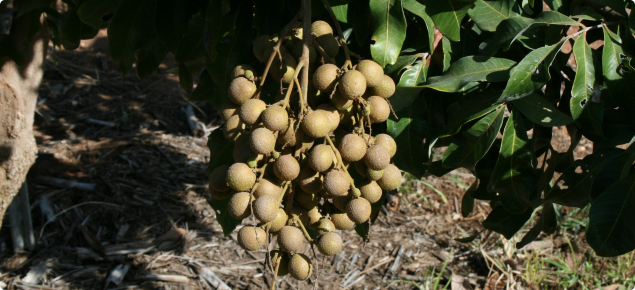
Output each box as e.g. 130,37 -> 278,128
0,12 -> 48,227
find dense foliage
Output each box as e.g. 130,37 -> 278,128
2,0 -> 635,259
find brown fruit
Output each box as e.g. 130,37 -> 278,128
323,170 -> 350,197
223,114 -> 244,141
209,164 -> 230,192
219,101 -> 239,121
332,196 -> 350,212
316,218 -> 336,235
288,253 -> 313,280
271,250 -> 290,276
298,167 -> 323,194
308,144 -> 335,172
316,103 -> 340,132
277,226 -> 305,252
295,189 -> 321,209
232,64 -> 256,79
378,164 -> 401,190
209,188 -> 233,200
374,134 -> 397,157
254,179 -> 282,198
338,70 -> 366,100
253,195 -> 280,223
301,110 -> 331,138
261,105 -> 289,131
228,77 -> 256,105
237,226 -> 266,251
228,191 -> 252,219
250,127 -> 276,155
330,211 -> 356,230
359,179 -> 383,203
313,64 -> 339,92
356,60 -> 384,88
274,154 -> 300,181
364,145 -> 390,171
253,35 -> 273,62
330,91 -> 353,110
346,198 -> 372,224
271,51 -> 297,84
233,140 -> 262,167
339,134 -> 367,162
366,167 -> 384,181
306,206 -> 323,229
277,118 -> 301,146
226,163 -> 256,191
312,21 -> 339,58
239,99 -> 267,125
317,232 -> 342,256
268,208 -> 288,233
370,75 -> 396,98
367,96 -> 390,123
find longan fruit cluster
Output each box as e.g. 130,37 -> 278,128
209,20 -> 403,282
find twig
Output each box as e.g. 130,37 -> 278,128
570,21 -> 621,38
312,38 -> 334,64
38,176 -> 96,191
320,0 -> 352,69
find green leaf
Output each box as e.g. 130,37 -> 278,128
154,0 -> 188,53
136,40 -> 169,79
499,39 -> 567,102
516,216 -> 543,249
60,9 -> 99,50
421,0 -> 476,42
402,0 -> 435,52
437,90 -> 501,137
570,34 -> 603,136
441,36 -> 452,72
190,70 -> 215,102
387,96 -> 429,178
597,0 -> 627,17
602,26 -> 635,123
513,93 -> 573,126
384,54 -> 420,76
207,197 -> 242,236
422,56 -> 516,92
587,173 -> 635,257
175,12 -> 206,64
369,0 -> 408,67
107,0 -> 156,76
443,106 -> 505,170
207,128 -> 235,172
480,11 -> 579,56
399,60 -> 428,87
330,0 -> 349,23
391,61 -> 427,112
77,0 -> 117,29
488,109 -> 534,213
467,0 -> 519,32
482,205 -> 533,239
462,181 -> 478,217
571,6 -> 603,21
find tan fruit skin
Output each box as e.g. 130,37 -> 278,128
378,164 -> 401,191
253,195 -> 279,222
330,212 -> 356,230
226,163 -> 256,192
228,77 -> 256,105
338,70 -> 367,100
339,134 -> 367,162
317,232 -> 342,256
346,198 -> 371,224
237,226 -> 266,251
288,253 -> 313,280
364,145 -> 390,171
274,155 -> 300,181
277,226 -> 305,252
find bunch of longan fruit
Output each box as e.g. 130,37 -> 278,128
208,20 -> 403,282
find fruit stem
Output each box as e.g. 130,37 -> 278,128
269,252 -> 281,290
277,181 -> 291,204
312,38 -> 334,64
324,135 -> 359,192
255,12 -> 302,99
293,214 -> 314,242
319,0 -> 352,70
300,0 -> 312,111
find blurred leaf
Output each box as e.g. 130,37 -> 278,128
455,232 -> 479,242
14,0 -> 55,17
402,0 -> 435,52
462,180 -> 478,217
483,205 -> 533,239
155,0 -> 188,53
422,56 -> 516,92
443,106 -> 505,170
489,109 -> 534,213
437,90 -> 500,137
369,0 -> 407,66
387,96 -> 429,178
136,40 -> 169,79
597,0 -> 627,17
571,6 -> 603,21
175,12 -> 206,64
480,11 -> 578,56
513,93 -> 573,126
77,0 -> 117,29
516,214 -> 542,249
108,0 -> 156,76
207,197 -> 242,236
499,39 -> 567,102
467,0 -> 519,32
179,63 -> 194,92
61,9 -> 99,50
587,172 -> 635,257
602,26 -> 635,124
542,202 -> 557,234
190,69 -> 215,102
421,0 -> 476,42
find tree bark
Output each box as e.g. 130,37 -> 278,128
0,12 -> 48,227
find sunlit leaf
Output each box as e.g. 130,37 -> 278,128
421,0 -> 476,41
369,0 -> 408,66
467,0 -> 519,32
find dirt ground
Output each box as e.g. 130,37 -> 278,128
0,31 -> 609,290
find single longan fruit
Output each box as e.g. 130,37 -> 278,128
298,167 -> 323,194
209,164 -> 230,192
374,134 -> 397,157
312,20 -> 333,37
261,106 -> 289,131
232,64 -> 255,79
250,128 -> 276,155
338,70 -> 367,100
356,60 -> 384,88
239,99 -> 267,125
228,77 -> 256,105
277,118 -> 300,146
359,179 -> 383,203
332,196 -> 350,212
316,103 -> 340,132
378,164 -> 401,190
274,154 -> 300,181
312,21 -> 339,58
370,75 -> 396,98
271,52 -> 297,84
339,134 -> 367,162
233,140 -> 262,167
254,179 -> 282,198
316,218 -> 336,235
209,188 -> 233,200
268,208 -> 288,233
313,64 -> 339,92
295,189 -> 321,210
301,111 -> 331,138
219,101 -> 239,121
289,253 -> 313,280
317,232 -> 342,256
346,198 -> 372,224
253,35 -> 273,62
323,170 -> 350,197
226,163 -> 256,192
364,145 -> 391,171
295,132 -> 315,155
330,211 -> 356,230
278,226 -> 305,253
331,91 -> 353,110
253,195 -> 280,223
309,144 -> 335,172
366,167 -> 384,181
223,115 -> 244,141
228,191 -> 252,219
367,96 -> 390,123
237,226 -> 266,251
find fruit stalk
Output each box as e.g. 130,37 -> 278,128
325,134 -> 359,193
320,0 -> 352,69
300,0 -> 312,109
